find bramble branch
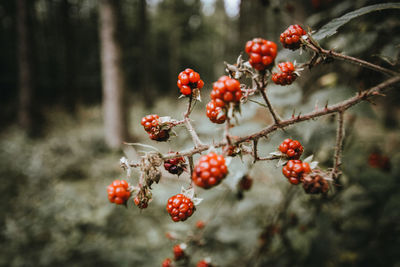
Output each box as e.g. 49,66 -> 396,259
332,111 -> 345,180
154,75 -> 400,162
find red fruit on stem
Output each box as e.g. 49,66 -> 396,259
192,152 -> 228,189
107,179 -> 130,205
166,194 -> 196,222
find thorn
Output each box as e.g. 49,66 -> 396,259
324,101 -> 329,110
297,112 -> 302,119
291,108 -> 296,118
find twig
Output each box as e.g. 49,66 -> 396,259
256,155 -> 281,161
257,77 -> 281,124
188,155 -> 194,186
183,94 -> 203,148
332,111 -> 345,180
304,41 -> 399,77
252,139 -> 258,163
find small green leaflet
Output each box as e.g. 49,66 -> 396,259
313,3 -> 400,41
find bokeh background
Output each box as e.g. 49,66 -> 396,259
1,0 -> 400,266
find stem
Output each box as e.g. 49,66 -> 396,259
259,88 -> 281,124
257,76 -> 281,124
144,76 -> 400,162
332,111 -> 345,180
252,139 -> 258,163
188,155 -> 194,186
184,118 -> 203,148
305,41 -> 399,77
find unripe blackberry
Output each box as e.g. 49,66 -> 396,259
192,152 -> 228,189
282,160 -> 311,185
107,179 -> 131,205
177,68 -> 204,96
272,62 -> 297,86
173,244 -> 186,260
162,258 -> 173,267
210,76 -> 242,106
279,138 -> 303,159
245,38 -> 277,70
206,100 -> 226,124
280,24 -> 307,50
141,114 -> 170,141
166,194 -> 196,222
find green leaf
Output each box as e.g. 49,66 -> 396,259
313,3 -> 400,40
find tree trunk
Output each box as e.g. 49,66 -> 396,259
99,0 -> 128,149
16,0 -> 34,132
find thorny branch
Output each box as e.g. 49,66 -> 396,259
141,76 -> 400,164
332,111 -> 345,180
183,95 -> 204,148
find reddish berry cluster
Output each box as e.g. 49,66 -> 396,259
177,68 -> 204,96
162,258 -> 173,267
107,179 -> 131,205
280,24 -> 306,50
197,259 -> 213,267
206,76 -> 241,124
141,114 -> 169,141
279,138 -> 303,159
173,244 -> 186,260
245,38 -> 277,70
282,160 -> 311,185
166,194 -> 195,222
164,155 -> 186,176
302,174 -> 329,194
368,152 -> 391,171
192,152 -> 228,189
206,100 -> 227,124
272,62 -> 297,85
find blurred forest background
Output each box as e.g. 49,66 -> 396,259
1,0 -> 400,266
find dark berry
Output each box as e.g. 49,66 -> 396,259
166,194 -> 196,222
278,138 -> 303,159
245,38 -> 277,70
192,152 -> 228,189
238,175 -> 253,191
107,179 -> 131,205
164,155 -> 186,176
280,24 -> 306,50
302,174 -> 329,194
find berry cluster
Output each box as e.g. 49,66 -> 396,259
134,195 -> 148,209
368,152 -> 391,171
192,152 -> 228,189
206,76 -> 242,124
245,38 -> 277,70
238,175 -> 253,191
282,159 -> 311,185
164,155 -> 186,176
206,100 -> 227,124
302,174 -> 329,194
197,259 -> 213,267
141,114 -> 170,141
177,68 -> 204,96
107,179 -> 131,205
279,138 -> 303,159
272,62 -> 297,85
280,24 -> 306,50
166,194 -> 196,222
173,244 -> 186,261
162,258 -> 173,267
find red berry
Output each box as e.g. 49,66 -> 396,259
196,220 -> 205,229
107,179 -> 131,205
278,138 -> 303,159
164,155 -> 186,176
197,259 -> 213,267
177,68 -> 204,96
245,38 -> 277,70
192,152 -> 228,189
282,160 -> 311,185
173,244 -> 186,260
206,100 -> 227,124
141,114 -> 170,141
280,24 -> 306,50
272,62 -> 297,86
166,194 -> 196,222
162,258 -> 173,267
210,76 -> 242,108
